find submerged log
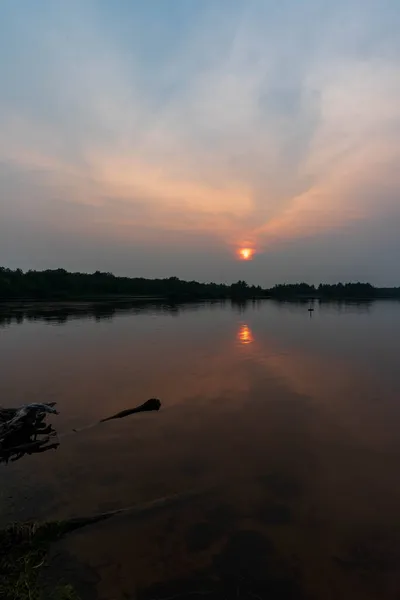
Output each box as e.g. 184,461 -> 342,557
100,398 -> 161,422
0,398 -> 162,464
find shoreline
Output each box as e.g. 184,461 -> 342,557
0,295 -> 165,310
1,295 -> 400,314
1,294 -> 400,306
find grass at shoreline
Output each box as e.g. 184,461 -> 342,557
0,521 -> 80,600
0,493 -> 198,600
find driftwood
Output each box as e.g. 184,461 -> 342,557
0,398 -> 161,464
100,398 -> 161,422
47,489 -> 202,536
0,403 -> 59,464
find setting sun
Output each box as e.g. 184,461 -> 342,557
237,247 -> 255,261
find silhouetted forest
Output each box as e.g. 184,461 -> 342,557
0,267 -> 399,301
269,282 -> 400,299
0,268 -> 262,301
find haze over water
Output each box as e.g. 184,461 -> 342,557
1,300 -> 400,599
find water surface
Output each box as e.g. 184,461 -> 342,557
1,300 -> 400,599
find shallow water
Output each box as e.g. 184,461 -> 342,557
1,299 -> 400,599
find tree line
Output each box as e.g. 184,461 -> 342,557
0,268 -> 262,300
0,267 -> 399,300
269,282 -> 400,299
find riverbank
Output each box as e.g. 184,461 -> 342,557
2,267 -> 400,303
2,293 -> 398,310
0,295 -> 163,307
0,519 -> 83,600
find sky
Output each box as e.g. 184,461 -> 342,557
0,0 -> 400,286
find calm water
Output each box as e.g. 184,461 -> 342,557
1,299 -> 400,599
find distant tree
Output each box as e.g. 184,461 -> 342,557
0,267 -> 397,301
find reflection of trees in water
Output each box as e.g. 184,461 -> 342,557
270,298 -> 377,315
1,298 -> 387,328
0,298 -> 394,328
318,299 -> 373,315
230,298 -> 263,314
0,300 -> 216,327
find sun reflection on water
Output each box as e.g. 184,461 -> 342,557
238,323 -> 254,345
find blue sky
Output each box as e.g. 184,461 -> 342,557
1,0 -> 400,285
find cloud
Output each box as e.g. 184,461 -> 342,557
0,0 -> 400,282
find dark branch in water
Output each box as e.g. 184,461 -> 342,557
0,398 -> 161,464
100,397 -> 161,422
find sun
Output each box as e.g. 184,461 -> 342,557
237,247 -> 254,261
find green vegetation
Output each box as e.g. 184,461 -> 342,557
0,266 -> 399,301
0,511 -> 121,600
0,492 -> 198,600
0,521 -> 80,600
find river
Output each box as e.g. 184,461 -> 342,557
1,299 -> 400,599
